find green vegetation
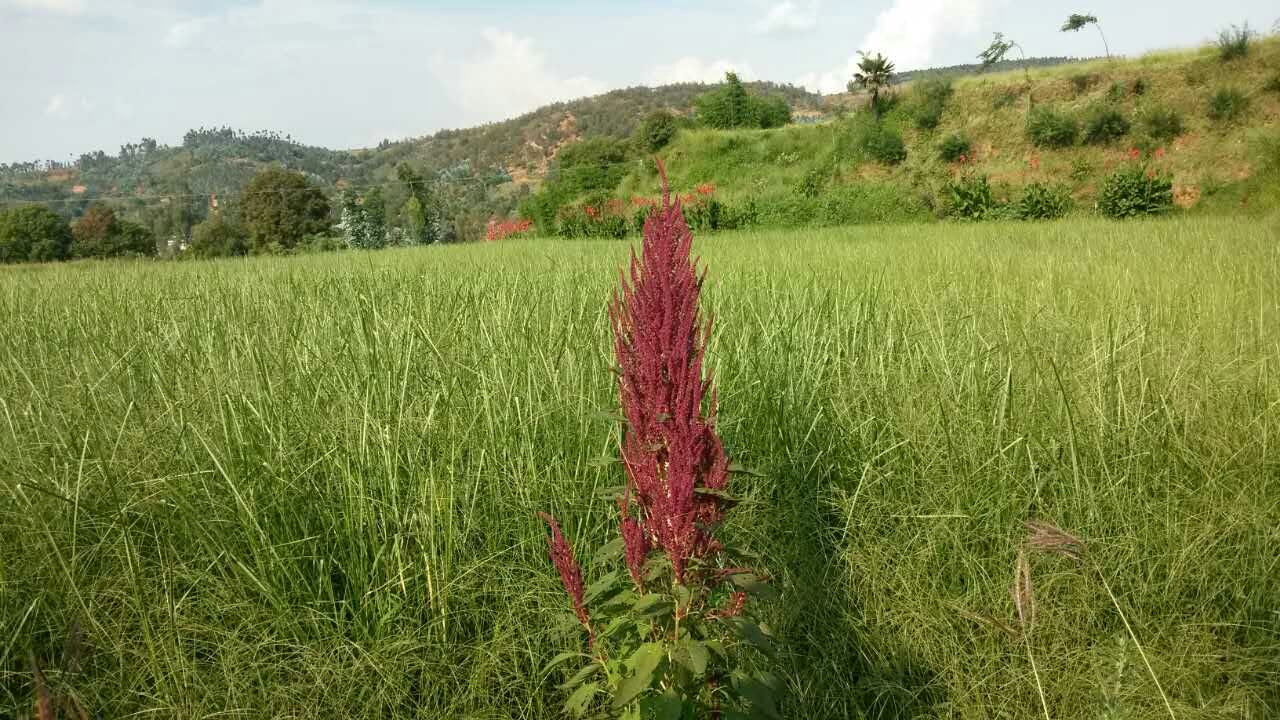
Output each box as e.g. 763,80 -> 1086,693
1026,106 -> 1079,148
694,72 -> 792,130
946,173 -> 998,219
0,205 -> 71,263
858,122 -> 908,165
938,133 -> 972,162
1096,163 -> 1174,217
4,217 -> 1277,718
239,167 -> 331,252
908,77 -> 954,130
1082,103 -> 1130,144
636,109 -> 679,152
70,203 -> 154,259
1016,181 -> 1072,219
850,52 -> 897,118
1206,86 -> 1250,123
1139,105 -> 1184,143
1215,23 -> 1254,61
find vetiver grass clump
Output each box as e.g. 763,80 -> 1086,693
2,217 -> 1278,718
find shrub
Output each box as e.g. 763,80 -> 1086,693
1216,24 -> 1253,62
859,123 -> 907,165
1096,164 -> 1174,218
538,164 -> 776,717
796,168 -> 826,198
938,133 -> 971,162
1070,157 -> 1094,181
71,203 -> 155,259
1026,106 -> 1078,148
947,174 -> 999,220
1017,182 -> 1072,220
1140,105 -> 1184,142
1207,87 -> 1250,124
636,110 -> 677,152
0,205 -> 71,263
910,77 -> 954,130
1083,104 -> 1131,145
188,214 -> 249,258
755,95 -> 793,129
1131,77 -> 1149,96
1069,73 -> 1098,95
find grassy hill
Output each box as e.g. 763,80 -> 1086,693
604,36 -> 1280,227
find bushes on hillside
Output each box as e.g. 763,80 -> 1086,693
1096,164 -> 1173,218
1016,182 -> 1072,220
858,123 -> 907,165
1139,105 -> 1184,142
1082,104 -> 1130,145
0,205 -> 71,263
636,110 -> 678,152
1026,106 -> 1078,148
1207,87 -> 1250,124
947,175 -> 998,220
909,77 -> 954,130
938,133 -> 971,162
1215,24 -> 1253,62
695,72 -> 791,130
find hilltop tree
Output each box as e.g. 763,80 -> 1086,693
849,52 -> 896,118
1062,13 -> 1110,59
979,33 -> 1034,106
693,72 -> 790,129
0,205 -> 71,263
239,167 -> 330,251
71,203 -> 155,259
636,109 -> 678,152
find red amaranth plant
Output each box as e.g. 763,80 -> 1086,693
538,160 -> 778,719
485,217 -> 533,241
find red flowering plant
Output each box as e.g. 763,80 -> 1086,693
538,160 -> 778,718
486,217 -> 533,241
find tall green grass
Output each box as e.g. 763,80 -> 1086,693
2,216 -> 1278,718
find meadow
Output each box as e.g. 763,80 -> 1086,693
2,215 -> 1278,718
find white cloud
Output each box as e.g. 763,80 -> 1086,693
44,93 -> 65,116
755,1 -> 820,34
647,57 -> 755,85
164,18 -> 207,48
797,0 -> 994,94
6,0 -> 85,15
442,28 -> 606,123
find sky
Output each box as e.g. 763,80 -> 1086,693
2,0 -> 1277,163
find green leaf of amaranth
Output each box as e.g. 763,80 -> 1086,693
612,642 -> 665,708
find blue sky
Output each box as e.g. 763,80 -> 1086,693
2,0 -> 1277,163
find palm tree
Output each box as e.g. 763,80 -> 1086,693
1061,13 -> 1110,59
848,51 -> 895,118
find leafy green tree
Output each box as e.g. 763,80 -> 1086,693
695,71 -> 754,129
0,205 -> 71,263
239,167 -> 330,251
755,95 -> 792,129
339,190 -> 386,249
396,163 -> 441,244
979,33 -> 1033,105
71,203 -> 155,259
849,52 -> 896,117
188,214 -> 249,258
636,110 -> 678,152
1061,13 -> 1110,59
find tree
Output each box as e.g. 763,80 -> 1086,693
396,163 -> 440,244
71,203 -> 155,259
695,72 -> 755,129
0,205 -> 71,263
849,52 -> 896,117
239,167 -> 330,251
979,33 -> 1033,106
339,190 -> 386,249
188,214 -> 249,258
636,109 -> 678,152
1061,13 -> 1110,59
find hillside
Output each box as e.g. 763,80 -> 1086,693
602,36 -> 1280,228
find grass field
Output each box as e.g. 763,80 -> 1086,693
2,216 -> 1279,718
